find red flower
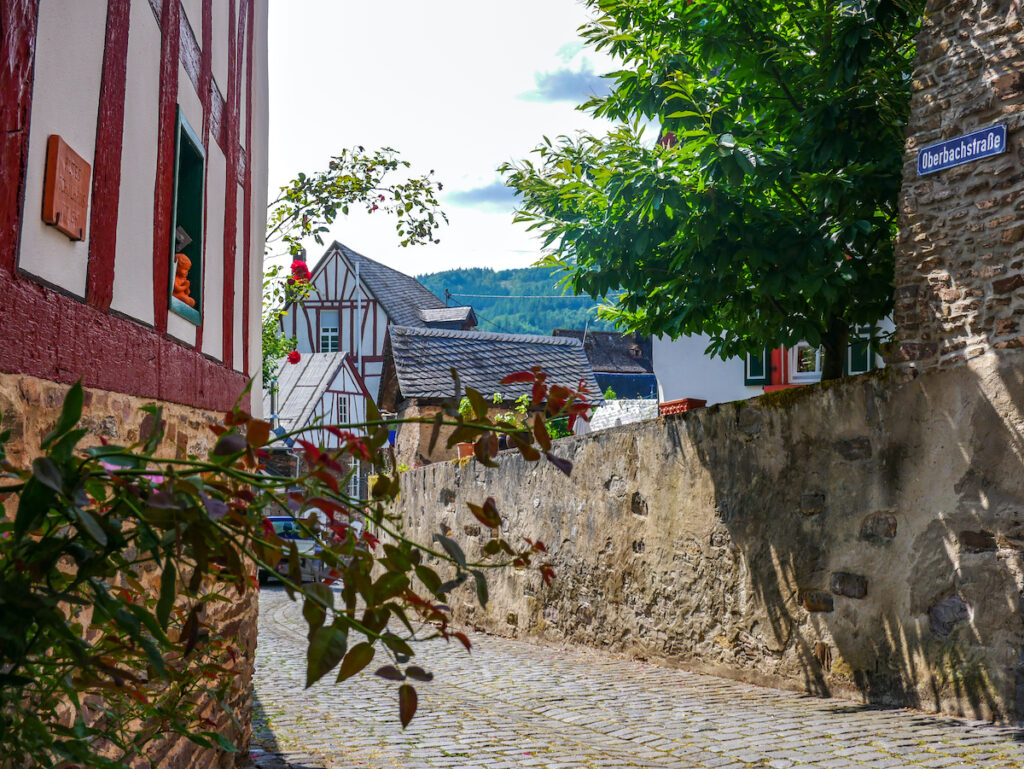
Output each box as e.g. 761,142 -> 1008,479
287,350 -> 301,365
290,260 -> 311,282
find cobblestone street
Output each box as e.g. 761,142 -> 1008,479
251,588 -> 1024,768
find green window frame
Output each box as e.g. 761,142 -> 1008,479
168,107 -> 205,324
846,326 -> 874,375
744,348 -> 770,386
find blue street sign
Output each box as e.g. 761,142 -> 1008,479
917,125 -> 1007,176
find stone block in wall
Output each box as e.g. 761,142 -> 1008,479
830,572 -> 869,599
860,513 -> 898,542
801,591 -> 835,613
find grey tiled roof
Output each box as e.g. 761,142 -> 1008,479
262,352 -> 349,432
330,242 -> 445,327
387,326 -> 601,401
552,329 -> 654,374
418,306 -> 476,326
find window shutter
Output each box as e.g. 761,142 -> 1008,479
744,348 -> 770,386
846,326 -> 873,375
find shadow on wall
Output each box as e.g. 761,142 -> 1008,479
678,352 -> 1024,723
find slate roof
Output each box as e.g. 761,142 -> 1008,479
381,326 -> 601,405
263,352 -> 350,432
552,329 -> 654,374
329,241 -> 446,328
418,306 -> 477,327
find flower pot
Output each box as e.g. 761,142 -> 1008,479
456,442 -> 475,458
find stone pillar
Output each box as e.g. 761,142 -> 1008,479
893,0 -> 1024,376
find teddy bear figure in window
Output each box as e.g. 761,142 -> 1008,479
172,226 -> 196,307
173,254 -> 196,307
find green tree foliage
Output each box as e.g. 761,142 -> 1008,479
418,266 -> 617,336
263,148 -> 447,387
502,0 -> 925,379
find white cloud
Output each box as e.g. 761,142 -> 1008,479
267,0 -> 615,274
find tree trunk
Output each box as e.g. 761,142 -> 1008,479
820,315 -> 849,382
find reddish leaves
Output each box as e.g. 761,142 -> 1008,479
398,684 -> 417,728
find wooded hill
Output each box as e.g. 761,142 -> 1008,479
417,266 -> 616,336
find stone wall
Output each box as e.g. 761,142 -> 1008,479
893,0 -> 1024,375
0,372 -> 256,768
396,353 -> 1024,722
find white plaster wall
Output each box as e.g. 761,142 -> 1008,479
182,0 -> 203,44
177,61 -> 203,141
167,310 -> 197,346
212,0 -> 229,92
249,0 -> 277,411
109,0 -> 163,326
652,334 -> 761,406
202,142 -> 226,359
17,0 -> 107,297
233,186 -> 245,371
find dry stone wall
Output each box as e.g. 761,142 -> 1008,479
396,353 -> 1024,722
893,0 -> 1024,375
0,372 -> 256,769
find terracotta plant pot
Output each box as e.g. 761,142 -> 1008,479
456,442 -> 475,458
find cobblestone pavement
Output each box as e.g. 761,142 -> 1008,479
251,587 -> 1024,769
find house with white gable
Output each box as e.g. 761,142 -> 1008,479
279,241 -> 476,401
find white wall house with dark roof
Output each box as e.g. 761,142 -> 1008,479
280,241 -> 475,402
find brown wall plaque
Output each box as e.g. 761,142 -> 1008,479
42,135 -> 91,241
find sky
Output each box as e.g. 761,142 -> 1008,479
267,0 -> 615,277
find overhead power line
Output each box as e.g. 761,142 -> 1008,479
446,291 -> 599,300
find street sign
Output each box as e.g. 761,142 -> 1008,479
917,125 -> 1007,176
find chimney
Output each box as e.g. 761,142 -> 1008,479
295,247 -> 307,262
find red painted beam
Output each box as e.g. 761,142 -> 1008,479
86,0 -> 132,310
152,0 -> 181,333
242,0 -> 255,376
220,0 -> 240,369
0,268 -> 248,412
0,0 -> 40,276
193,0 -> 213,354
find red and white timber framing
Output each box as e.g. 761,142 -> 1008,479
0,0 -> 264,413
283,247 -> 390,399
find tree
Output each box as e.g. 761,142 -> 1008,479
502,0 -> 925,379
263,147 -> 446,387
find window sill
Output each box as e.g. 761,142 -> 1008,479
169,296 -> 201,325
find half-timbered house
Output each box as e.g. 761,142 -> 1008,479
280,241 -> 476,402
1,2 -> 268,764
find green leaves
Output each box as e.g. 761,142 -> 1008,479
306,622 -> 348,688
337,642 -> 375,682
502,0 -> 920,367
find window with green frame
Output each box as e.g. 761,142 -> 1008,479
744,348 -> 770,386
168,107 -> 205,324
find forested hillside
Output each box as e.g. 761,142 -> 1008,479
417,266 -> 616,336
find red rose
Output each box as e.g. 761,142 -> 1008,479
290,260 -> 311,282
287,350 -> 301,364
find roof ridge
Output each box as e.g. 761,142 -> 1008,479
391,325 -> 583,347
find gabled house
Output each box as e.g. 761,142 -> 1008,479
263,352 -> 371,446
552,329 -> 657,399
280,241 -> 476,400
262,352 -> 371,494
378,326 -> 601,467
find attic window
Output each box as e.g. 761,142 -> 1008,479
168,107 -> 205,324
